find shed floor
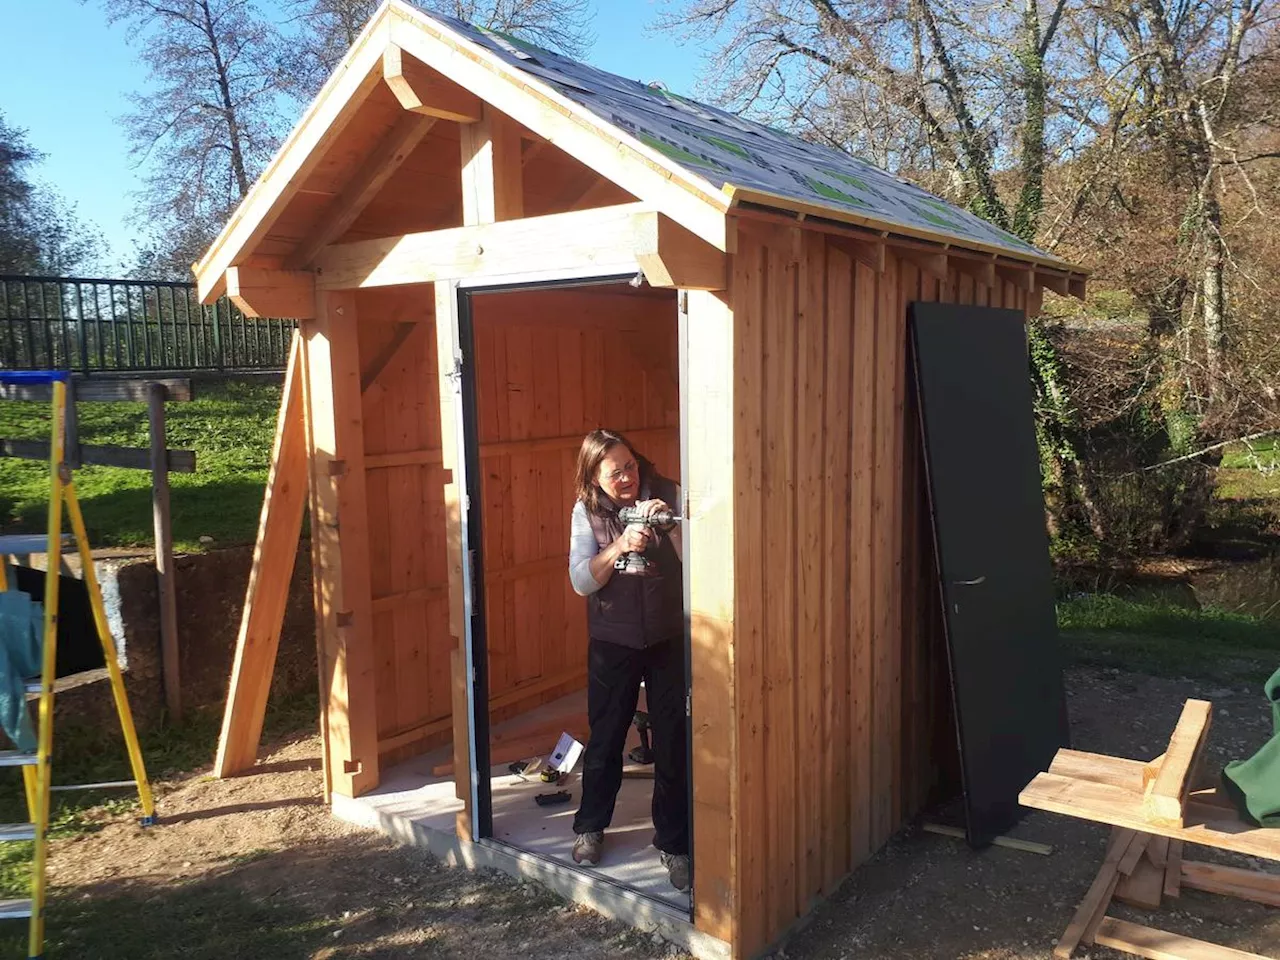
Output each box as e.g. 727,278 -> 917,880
341,689 -> 690,914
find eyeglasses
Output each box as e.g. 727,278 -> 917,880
604,460 -> 637,484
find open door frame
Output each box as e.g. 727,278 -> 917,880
441,269 -> 694,916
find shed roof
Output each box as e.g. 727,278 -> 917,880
433,12 -> 1061,265
194,0 -> 1079,298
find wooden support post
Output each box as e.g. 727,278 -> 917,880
460,105 -> 524,225
301,290 -> 379,798
64,378 -> 80,470
148,382 -> 181,722
214,334 -> 309,777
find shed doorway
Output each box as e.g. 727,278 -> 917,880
453,276 -> 691,914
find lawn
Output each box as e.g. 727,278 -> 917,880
1057,592 -> 1280,683
0,379 -> 281,552
1217,435 -> 1280,502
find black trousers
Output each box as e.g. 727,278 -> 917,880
572,636 -> 689,855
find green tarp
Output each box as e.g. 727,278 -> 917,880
1222,665 -> 1280,828
0,591 -> 42,753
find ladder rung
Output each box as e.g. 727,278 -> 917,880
0,751 -> 37,767
0,899 -> 31,920
0,823 -> 34,842
49,780 -> 136,792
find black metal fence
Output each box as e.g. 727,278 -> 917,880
0,275 -> 294,373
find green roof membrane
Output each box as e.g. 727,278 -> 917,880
424,12 -> 1063,264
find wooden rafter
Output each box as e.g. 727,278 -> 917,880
286,112 -> 439,269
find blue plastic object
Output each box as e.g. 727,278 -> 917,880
0,371 -> 69,385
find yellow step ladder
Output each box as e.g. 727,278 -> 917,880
0,371 -> 155,958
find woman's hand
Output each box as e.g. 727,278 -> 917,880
634,498 -> 671,519
616,523 -> 651,553
634,499 -> 674,531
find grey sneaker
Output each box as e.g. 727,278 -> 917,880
660,852 -> 691,892
572,831 -> 604,865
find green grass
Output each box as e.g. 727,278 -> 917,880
1058,593 -> 1280,682
0,380 -> 280,551
1220,436 -> 1279,470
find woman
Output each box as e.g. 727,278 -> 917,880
567,428 -> 689,892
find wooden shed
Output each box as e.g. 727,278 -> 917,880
199,3 -> 1088,957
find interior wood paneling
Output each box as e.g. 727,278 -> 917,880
468,285 -> 679,724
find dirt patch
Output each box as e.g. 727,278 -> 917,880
10,666 -> 1279,959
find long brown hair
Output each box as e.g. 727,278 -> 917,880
573,428 -> 651,516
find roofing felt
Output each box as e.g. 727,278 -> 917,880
422,10 -> 1058,264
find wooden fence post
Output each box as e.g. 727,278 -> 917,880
148,382 -> 181,721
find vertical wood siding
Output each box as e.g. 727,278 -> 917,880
727,222 -> 1020,956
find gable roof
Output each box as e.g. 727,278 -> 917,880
194,0 -> 1078,298
431,11 -> 1062,266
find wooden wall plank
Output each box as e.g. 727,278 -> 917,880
796,230 -> 827,910
762,230 -> 800,937
821,243 -> 854,893
731,225 -> 768,956
869,251 -> 901,848
848,258 -> 877,868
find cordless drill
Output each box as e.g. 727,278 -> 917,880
614,506 -> 683,574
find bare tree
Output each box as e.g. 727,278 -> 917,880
286,0 -> 596,99
1084,1 -> 1279,409
90,0 -> 291,276
660,1 -> 1086,238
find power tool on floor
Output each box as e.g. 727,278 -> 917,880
614,506 -> 683,574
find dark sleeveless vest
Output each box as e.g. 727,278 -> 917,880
584,473 -> 683,649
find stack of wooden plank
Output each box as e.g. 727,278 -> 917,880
1019,699 -> 1280,960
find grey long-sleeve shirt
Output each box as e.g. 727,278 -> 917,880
567,491 -> 683,597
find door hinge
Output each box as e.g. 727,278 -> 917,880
685,691 -> 691,718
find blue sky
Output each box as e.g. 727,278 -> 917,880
0,0 -> 710,271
